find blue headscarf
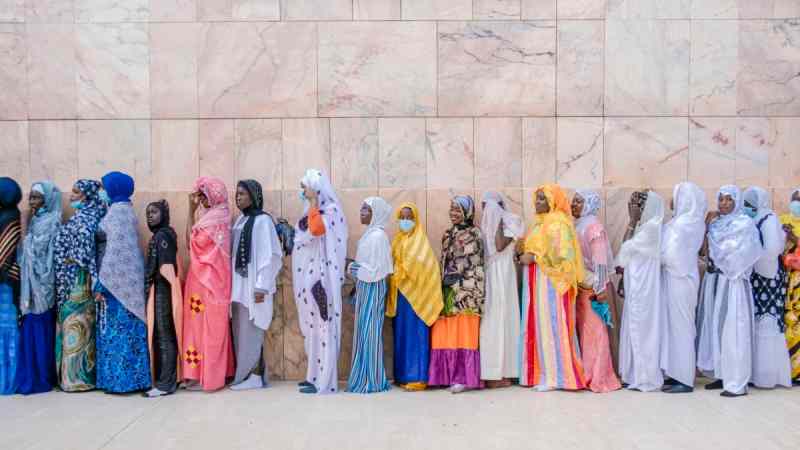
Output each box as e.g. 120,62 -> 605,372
101,171 -> 134,204
0,177 -> 21,231
453,195 -> 475,228
19,182 -> 62,315
54,179 -> 106,306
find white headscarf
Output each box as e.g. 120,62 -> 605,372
480,191 -> 524,261
661,182 -> 706,278
708,185 -> 762,280
616,190 -> 665,268
354,197 -> 394,283
744,186 -> 785,278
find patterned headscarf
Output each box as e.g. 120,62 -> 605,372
453,195 -> 475,228
235,179 -> 267,277
576,189 -> 602,218
19,181 -> 62,315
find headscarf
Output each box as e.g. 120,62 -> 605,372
101,171 -> 134,204
145,200 -> 177,295
779,187 -> 800,237
0,178 -> 22,298
453,195 -> 475,228
19,181 -> 62,315
98,171 -> 145,321
387,202 -> 444,325
617,190 -> 665,269
191,176 -> 232,305
707,185 -> 763,280
481,191 -> 524,261
235,179 -> 267,277
524,184 -> 586,295
744,186 -> 785,278
193,176 -> 232,243
661,182 -> 706,278
354,197 -> 394,283
54,179 -> 106,306
573,189 -> 614,291
0,177 -> 21,230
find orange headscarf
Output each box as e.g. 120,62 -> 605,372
524,184 -> 586,295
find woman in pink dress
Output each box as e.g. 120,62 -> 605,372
182,177 -> 234,392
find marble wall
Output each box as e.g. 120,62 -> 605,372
3,0 -> 800,381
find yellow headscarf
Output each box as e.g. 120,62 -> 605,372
387,202 -> 444,326
523,184 -> 586,296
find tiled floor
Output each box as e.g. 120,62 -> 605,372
2,380 -> 798,450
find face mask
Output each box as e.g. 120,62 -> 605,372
790,200 -> 800,217
398,219 -> 415,233
70,201 -> 84,210
98,189 -> 111,204
744,206 -> 757,218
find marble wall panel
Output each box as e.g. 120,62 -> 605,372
557,117 -> 603,189
331,118 -> 379,189
77,120 -> 153,189
378,118 -> 427,189
26,0 -> 74,22
353,0 -> 400,20
402,0 -> 472,20
281,118 -> 330,189
764,118 -> 800,188
199,119 -> 236,189
521,0 -> 555,19
689,117 -> 737,189
474,0 -> 521,20
0,121 -> 29,189
234,119 -> 282,190
558,0 -> 606,19
425,118 -> 474,190
607,0 -> 691,18
233,0 -> 280,20
150,0 -> 197,22
29,120 -> 79,190
151,120 -> 199,191
150,23 -> 199,119
522,117 -> 557,188
197,0 -> 230,20
738,0 -> 800,19
75,0 -> 149,22
475,118 -> 522,189
281,0 -> 352,20
27,24 -> 77,119
0,24 -> 27,120
558,20 -> 604,116
690,20 -> 738,116
0,0 -> 24,22
691,0 -> 738,19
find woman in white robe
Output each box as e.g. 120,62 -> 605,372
743,186 -> 792,389
659,182 -> 706,393
292,170 -> 348,394
230,180 -> 283,391
616,190 -> 665,392
479,192 -> 524,387
697,185 -> 762,397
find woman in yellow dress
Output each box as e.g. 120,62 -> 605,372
780,187 -> 800,385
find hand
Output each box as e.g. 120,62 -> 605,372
254,292 -> 265,304
595,291 -> 609,303
518,253 -> 536,265
94,292 -> 105,303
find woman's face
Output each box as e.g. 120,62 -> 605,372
146,204 -> 162,228
235,185 -> 252,211
571,194 -> 584,219
399,207 -> 414,221
360,203 -> 372,225
29,190 -> 45,211
69,185 -> 85,203
535,190 -> 550,214
449,202 -> 465,225
718,194 -> 735,215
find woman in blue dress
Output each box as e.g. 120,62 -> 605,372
0,177 -> 22,394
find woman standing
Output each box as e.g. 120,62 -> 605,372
518,184 -> 585,391
182,176 -> 234,392
571,189 -> 621,393
386,202 -> 443,391
54,179 -> 106,392
743,186 -> 791,389
479,192 -> 523,388
347,197 -> 393,394
144,200 -> 183,397
659,182 -> 706,394
230,180 -> 282,391
780,187 -> 800,385
697,185 -> 762,397
94,172 -> 150,394
17,181 -> 61,395
0,178 -> 21,394
428,195 -> 484,394
292,169 -> 348,394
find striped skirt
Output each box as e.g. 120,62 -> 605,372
347,279 -> 390,394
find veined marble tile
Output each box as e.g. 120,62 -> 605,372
521,0 -> 555,19
150,23 -> 199,119
331,118 -> 378,189
604,117 -> 689,188
0,25 -> 27,120
557,117 -> 603,189
27,24 -> 77,119
402,0 -> 472,19
737,20 -> 800,116
558,20 -> 604,116
353,0 -> 400,19
378,118 -> 427,189
199,119 -> 235,189
234,119 -> 282,191
691,0 -> 738,18
0,0 -> 24,22
377,189 -> 427,237
735,118 -> 798,188
75,0 -> 149,22
198,22 -> 316,118
690,20 -> 738,116
475,118 -> 522,189
233,0 -> 280,19
197,0 -> 231,20
605,20 -> 690,115
765,118 -> 800,188
265,285 -> 286,380
26,0 -> 75,22
558,0 -> 605,18
474,0 -> 521,19
688,118 -> 736,189
607,0 -> 690,18
281,118 -> 330,190
522,117 -> 556,187
439,21 -> 556,116
29,120 -> 78,190
151,120 -> 199,191
280,0 -> 352,20
150,0 -> 196,21
77,120 -> 153,190
0,121 -> 29,190
318,22 -> 436,117
281,283 -> 306,380
77,23 -> 150,119
738,0 -> 800,19
425,118 -> 474,190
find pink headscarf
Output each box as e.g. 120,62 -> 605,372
193,176 -> 231,244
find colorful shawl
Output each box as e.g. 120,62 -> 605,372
19,181 -> 61,315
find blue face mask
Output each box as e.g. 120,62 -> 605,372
98,189 -> 111,204
70,201 -> 84,210
790,200 -> 800,217
398,219 -> 415,233
744,206 -> 757,218
299,190 -> 306,202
